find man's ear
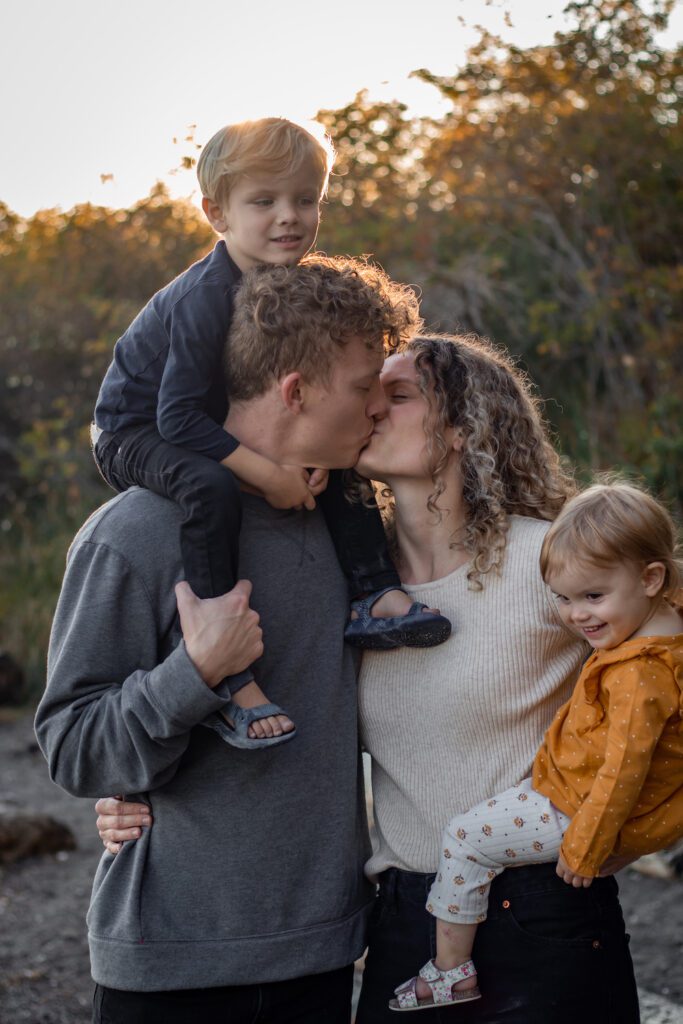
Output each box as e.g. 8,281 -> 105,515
641,561 -> 667,598
202,196 -> 229,233
280,372 -> 305,414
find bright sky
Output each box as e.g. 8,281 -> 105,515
3,0 -> 681,217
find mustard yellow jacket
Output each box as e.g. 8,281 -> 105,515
533,632 -> 683,875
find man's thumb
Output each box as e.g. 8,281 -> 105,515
174,580 -> 196,611
230,579 -> 253,600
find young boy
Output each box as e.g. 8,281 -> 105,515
92,117 -> 451,750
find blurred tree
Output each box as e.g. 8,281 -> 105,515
410,0 -> 682,498
1,0 -> 681,693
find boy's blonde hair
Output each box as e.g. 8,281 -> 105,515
226,254 -> 422,401
197,117 -> 334,211
540,482 -> 682,599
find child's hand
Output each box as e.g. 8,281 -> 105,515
307,468 -> 329,497
264,464 -> 316,511
556,853 -> 594,888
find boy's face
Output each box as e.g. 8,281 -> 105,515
219,161 -> 321,272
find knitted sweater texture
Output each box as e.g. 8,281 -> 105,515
358,516 -> 587,878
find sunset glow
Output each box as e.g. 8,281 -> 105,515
5,0 -> 681,217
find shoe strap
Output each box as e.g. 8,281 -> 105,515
440,959 -> 477,985
417,959 -> 477,1005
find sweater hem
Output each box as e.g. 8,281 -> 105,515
89,901 -> 373,991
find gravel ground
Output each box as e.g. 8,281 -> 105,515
1,712 -> 681,1023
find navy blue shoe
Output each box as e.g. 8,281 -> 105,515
344,587 -> 452,650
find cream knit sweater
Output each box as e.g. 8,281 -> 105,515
358,515 -> 587,878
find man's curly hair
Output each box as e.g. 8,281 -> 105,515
226,254 -> 422,401
376,333 -> 576,589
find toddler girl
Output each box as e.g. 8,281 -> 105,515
390,482 -> 683,1012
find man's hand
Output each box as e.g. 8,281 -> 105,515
556,853 -> 594,888
95,796 -> 151,855
176,579 -> 263,687
262,463 -> 317,511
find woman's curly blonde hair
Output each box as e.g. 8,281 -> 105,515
377,333 -> 576,589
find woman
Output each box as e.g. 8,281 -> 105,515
350,334 -> 639,1022
96,334 -> 640,1023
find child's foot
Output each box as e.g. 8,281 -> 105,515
345,587 -> 452,650
222,681 -> 295,739
413,961 -> 479,1002
389,959 -> 480,1012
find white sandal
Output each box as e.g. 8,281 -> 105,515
389,958 -> 481,1012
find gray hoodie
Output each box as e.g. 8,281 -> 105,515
35,488 -> 373,991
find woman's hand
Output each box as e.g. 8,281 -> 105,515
95,796 -> 152,855
556,853 -> 593,888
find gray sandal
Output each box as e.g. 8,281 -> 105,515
202,700 -> 297,750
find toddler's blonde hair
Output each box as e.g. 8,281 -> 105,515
197,117 -> 334,211
540,481 -> 682,600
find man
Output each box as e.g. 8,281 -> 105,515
35,256 -> 420,1024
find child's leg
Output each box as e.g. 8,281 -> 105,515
318,471 -> 399,595
392,779 -> 568,1009
94,424 -> 293,741
319,472 -> 451,648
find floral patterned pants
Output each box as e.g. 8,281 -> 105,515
427,777 -> 571,925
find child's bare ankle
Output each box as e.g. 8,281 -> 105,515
370,589 -> 412,618
222,680 -> 295,739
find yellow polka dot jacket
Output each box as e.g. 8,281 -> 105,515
533,631 -> 683,876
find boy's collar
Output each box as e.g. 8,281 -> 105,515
217,240 -> 243,280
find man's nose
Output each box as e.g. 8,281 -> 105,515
365,380 -> 387,419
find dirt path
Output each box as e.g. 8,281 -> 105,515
1,712 -> 681,1023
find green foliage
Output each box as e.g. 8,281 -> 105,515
1,0 -> 681,693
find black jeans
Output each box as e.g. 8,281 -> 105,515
356,864 -> 640,1024
93,964 -> 353,1023
94,424 -> 400,602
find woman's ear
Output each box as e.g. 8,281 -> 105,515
451,427 -> 465,453
641,562 -> 667,598
280,372 -> 305,414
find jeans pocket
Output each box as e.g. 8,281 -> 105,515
503,887 -> 604,948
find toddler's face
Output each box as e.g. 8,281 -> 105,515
546,560 -> 660,650
222,160 -> 321,272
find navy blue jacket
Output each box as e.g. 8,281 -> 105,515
95,241 -> 241,462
